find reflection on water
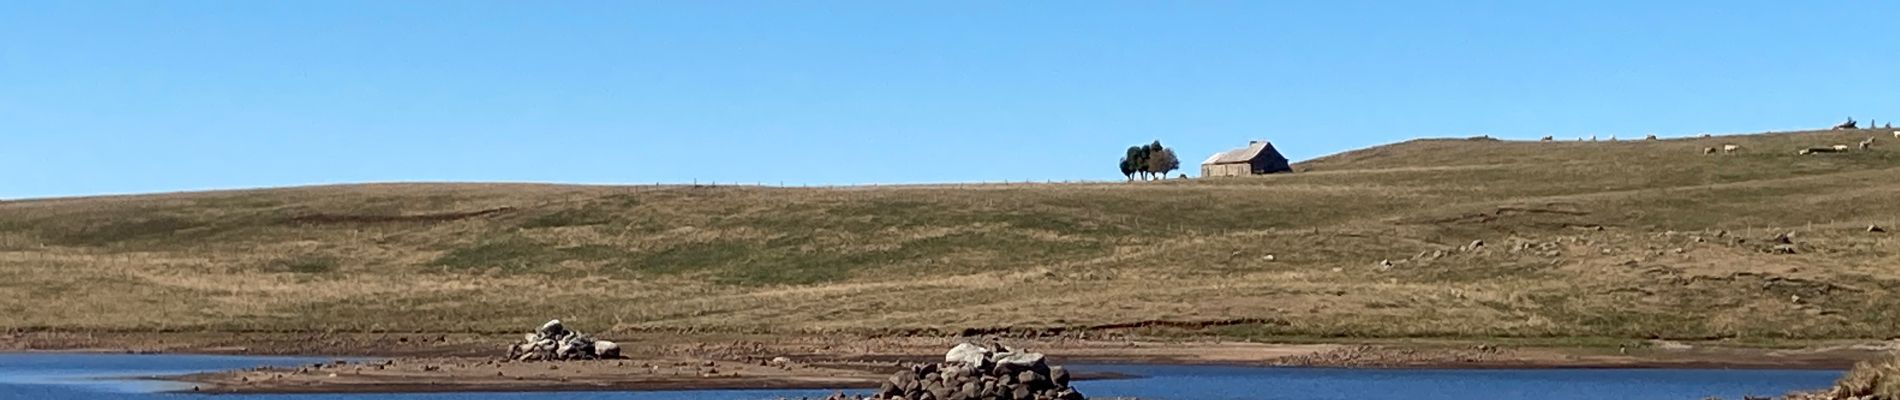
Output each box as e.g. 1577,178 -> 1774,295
0,353 -> 333,396
0,353 -> 1841,400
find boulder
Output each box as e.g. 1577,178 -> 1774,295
993,352 -> 1047,372
1017,370 -> 1049,388
593,341 -> 620,358
945,343 -> 991,366
898,371 -> 923,392
954,382 -> 980,400
537,319 -> 567,337
1055,388 -> 1085,400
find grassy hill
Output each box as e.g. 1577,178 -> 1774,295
5,128 -> 1900,343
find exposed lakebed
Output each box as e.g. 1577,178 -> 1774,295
0,353 -> 1840,400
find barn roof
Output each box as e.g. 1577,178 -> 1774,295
1202,141 -> 1279,165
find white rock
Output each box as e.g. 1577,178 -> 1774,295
594,341 -> 620,358
944,343 -> 990,366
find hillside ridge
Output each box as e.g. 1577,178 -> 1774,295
4,128 -> 1900,342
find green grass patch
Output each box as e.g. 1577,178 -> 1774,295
519,208 -> 618,229
266,256 -> 339,274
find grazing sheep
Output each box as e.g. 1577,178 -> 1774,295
1703,147 -> 1717,155
1645,134 -> 1658,141
1861,138 -> 1876,150
1540,136 -> 1554,142
1833,144 -> 1851,151
1892,130 -> 1899,139
1722,144 -> 1741,154
1698,133 -> 1713,138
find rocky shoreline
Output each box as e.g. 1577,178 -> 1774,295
858,343 -> 1087,400
4,331 -> 1889,394
1755,353 -> 1900,400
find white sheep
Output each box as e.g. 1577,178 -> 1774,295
1703,147 -> 1717,155
1722,144 -> 1741,154
1892,130 -> 1899,139
1861,138 -> 1876,150
1833,144 -> 1851,151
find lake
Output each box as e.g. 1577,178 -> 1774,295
0,353 -> 1840,400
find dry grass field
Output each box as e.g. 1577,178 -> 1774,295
5,128 -> 1900,344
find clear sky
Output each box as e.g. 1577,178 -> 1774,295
4,1 -> 1897,199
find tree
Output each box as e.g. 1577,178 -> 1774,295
1118,141 -> 1179,181
1139,141 -> 1176,180
1118,150 -> 1139,180
1146,147 -> 1179,178
1121,146 -> 1149,180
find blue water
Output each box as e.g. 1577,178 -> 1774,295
0,353 -> 1842,400
1072,364 -> 1841,400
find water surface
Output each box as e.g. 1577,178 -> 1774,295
0,353 -> 1840,400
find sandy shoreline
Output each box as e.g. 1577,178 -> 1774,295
3,332 -> 1884,394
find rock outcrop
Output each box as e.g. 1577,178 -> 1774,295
506,319 -> 622,361
862,343 -> 1086,400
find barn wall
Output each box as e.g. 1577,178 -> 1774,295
1201,163 -> 1247,177
1251,155 -> 1291,174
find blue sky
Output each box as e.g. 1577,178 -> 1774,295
3,1 -> 1897,199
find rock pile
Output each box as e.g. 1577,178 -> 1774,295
507,319 -> 621,361
867,343 -> 1085,400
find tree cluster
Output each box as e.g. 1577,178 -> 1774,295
1119,140 -> 1179,181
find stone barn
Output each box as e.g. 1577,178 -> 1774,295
1201,140 -> 1292,177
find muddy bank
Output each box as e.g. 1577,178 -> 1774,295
5,331 -> 1884,369
173,357 -> 893,394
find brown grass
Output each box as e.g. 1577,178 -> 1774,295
1828,353 -> 1900,399
5,129 -> 1900,343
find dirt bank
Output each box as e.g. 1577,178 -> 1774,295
172,357 -> 891,394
